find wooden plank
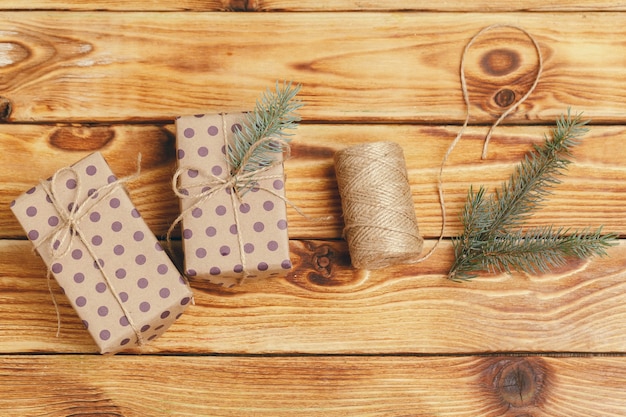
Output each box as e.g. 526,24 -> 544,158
1,123 -> 625,240
1,354 -> 626,416
0,1 -> 624,12
1,12 -> 626,122
2,237 -> 626,354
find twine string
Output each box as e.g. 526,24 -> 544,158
34,155 -> 145,344
414,24 -> 543,264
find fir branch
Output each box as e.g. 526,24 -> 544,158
448,110 -> 618,281
485,110 -> 588,235
451,226 -> 617,280
228,81 -> 303,178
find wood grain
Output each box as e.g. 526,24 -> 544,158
1,12 -> 626,122
0,1 -> 624,11
1,354 -> 626,416
1,4 -> 626,415
2,238 -> 626,354
2,123 -> 625,240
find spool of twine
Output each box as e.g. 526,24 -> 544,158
334,141 -> 423,270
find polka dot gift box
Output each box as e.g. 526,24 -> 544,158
174,113 -> 292,287
10,152 -> 193,354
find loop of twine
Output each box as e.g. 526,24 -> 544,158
34,155 -> 146,344
334,141 -> 424,270
415,24 -> 543,264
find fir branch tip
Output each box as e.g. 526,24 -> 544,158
228,81 -> 303,179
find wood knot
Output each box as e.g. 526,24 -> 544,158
494,88 -> 516,108
481,48 -> 521,76
226,0 -> 258,11
310,245 -> 335,282
0,97 -> 11,121
49,126 -> 115,151
493,358 -> 545,408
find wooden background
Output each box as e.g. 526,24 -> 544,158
1,1 -> 626,415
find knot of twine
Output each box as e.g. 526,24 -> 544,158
34,155 -> 145,344
168,114 -> 291,285
335,141 -> 423,269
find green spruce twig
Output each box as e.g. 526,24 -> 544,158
448,110 -> 618,281
228,81 -> 303,178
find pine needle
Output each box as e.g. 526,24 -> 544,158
448,110 -> 618,281
228,81 -> 303,179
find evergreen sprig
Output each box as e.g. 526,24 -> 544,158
448,110 -> 618,281
228,81 -> 303,177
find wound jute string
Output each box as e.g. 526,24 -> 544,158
34,155 -> 145,343
335,24 -> 543,272
335,141 -> 423,269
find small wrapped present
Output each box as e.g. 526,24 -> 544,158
10,152 -> 193,354
173,113 -> 293,287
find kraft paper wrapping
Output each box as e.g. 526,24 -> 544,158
10,152 -> 193,354
175,113 -> 292,287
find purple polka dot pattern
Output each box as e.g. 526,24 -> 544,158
135,254 -> 146,265
239,203 -> 251,214
192,208 -> 203,218
86,165 -> 97,176
9,152 -> 193,354
175,113 -> 293,288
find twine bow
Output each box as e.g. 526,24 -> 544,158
34,155 -> 145,345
